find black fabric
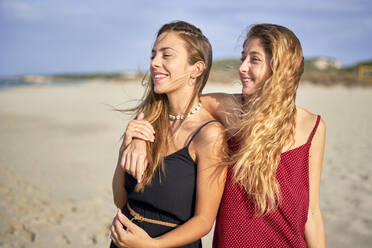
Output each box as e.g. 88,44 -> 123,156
110,120 -> 217,248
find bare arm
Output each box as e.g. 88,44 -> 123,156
123,93 -> 237,181
201,93 -> 237,128
112,122 -> 227,248
305,118 -> 326,247
113,112 -> 154,208
112,141 -> 128,209
120,114 -> 154,181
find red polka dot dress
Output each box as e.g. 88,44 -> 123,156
213,115 -> 321,248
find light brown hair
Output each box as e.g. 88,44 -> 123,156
231,24 -> 304,215
128,21 -> 212,191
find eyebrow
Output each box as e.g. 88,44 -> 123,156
241,51 -> 263,56
250,51 -> 262,56
152,47 -> 176,53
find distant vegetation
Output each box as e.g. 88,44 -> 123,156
211,59 -> 241,71
21,58 -> 372,87
50,72 -> 146,81
302,58 -> 372,86
341,60 -> 372,72
209,57 -> 372,87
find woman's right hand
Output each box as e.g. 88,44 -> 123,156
121,113 -> 152,182
120,140 -> 148,182
124,113 -> 155,146
111,209 -> 156,248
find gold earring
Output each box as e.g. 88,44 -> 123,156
188,76 -> 196,85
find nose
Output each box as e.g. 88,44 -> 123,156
151,54 -> 161,69
239,59 -> 249,74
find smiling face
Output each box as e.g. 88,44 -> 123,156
239,38 -> 272,96
150,31 -> 195,95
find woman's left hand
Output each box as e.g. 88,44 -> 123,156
110,209 -> 156,248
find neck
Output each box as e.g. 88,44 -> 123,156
167,87 -> 198,115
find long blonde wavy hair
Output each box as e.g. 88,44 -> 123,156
230,24 -> 304,215
126,21 -> 212,191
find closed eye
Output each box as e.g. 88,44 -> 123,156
251,57 -> 261,63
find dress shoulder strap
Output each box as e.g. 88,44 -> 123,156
186,120 -> 218,147
308,115 -> 321,144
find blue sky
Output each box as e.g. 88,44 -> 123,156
0,0 -> 371,76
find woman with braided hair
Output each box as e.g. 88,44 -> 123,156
122,23 -> 326,247
109,21 -> 227,248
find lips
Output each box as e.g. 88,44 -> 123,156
240,77 -> 254,86
152,72 -> 168,82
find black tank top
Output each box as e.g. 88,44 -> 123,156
125,120 -> 218,222
115,120 -> 218,248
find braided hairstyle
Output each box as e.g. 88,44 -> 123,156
133,21 -> 212,191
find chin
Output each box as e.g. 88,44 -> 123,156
153,86 -> 164,94
242,87 -> 255,96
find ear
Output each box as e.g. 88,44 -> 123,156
191,61 -> 206,79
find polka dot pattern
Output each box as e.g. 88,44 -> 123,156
213,116 -> 320,248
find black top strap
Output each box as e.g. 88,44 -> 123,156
186,120 -> 218,147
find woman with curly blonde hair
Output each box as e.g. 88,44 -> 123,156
123,23 -> 326,247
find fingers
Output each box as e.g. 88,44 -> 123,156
130,122 -> 155,140
113,213 -> 123,234
128,119 -> 155,136
124,113 -> 155,144
121,143 -> 147,182
117,209 -> 137,231
128,125 -> 154,142
110,218 -> 120,244
111,213 -> 127,247
136,155 -> 146,182
124,148 -> 131,173
129,118 -> 155,134
120,152 -> 126,171
129,150 -> 138,179
140,120 -> 155,134
137,112 -> 144,120
120,136 -> 149,181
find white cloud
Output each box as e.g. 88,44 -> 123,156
0,0 -> 41,21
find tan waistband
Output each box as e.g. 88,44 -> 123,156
126,203 -> 178,228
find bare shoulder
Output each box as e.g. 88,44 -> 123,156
296,107 -> 326,140
195,120 -> 225,142
191,120 -> 226,152
191,120 -> 227,164
297,107 -> 324,128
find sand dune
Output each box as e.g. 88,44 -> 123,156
0,81 -> 371,247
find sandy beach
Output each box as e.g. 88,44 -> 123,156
0,80 -> 371,247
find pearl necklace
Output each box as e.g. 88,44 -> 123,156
168,102 -> 202,120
